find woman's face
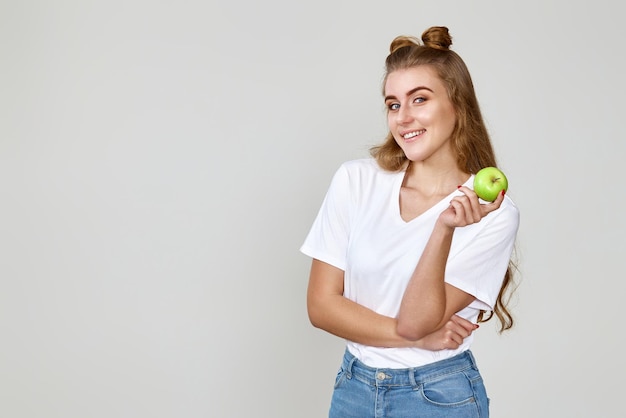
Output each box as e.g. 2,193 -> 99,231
384,66 -> 457,165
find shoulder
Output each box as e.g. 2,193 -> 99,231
483,195 -> 520,236
338,157 -> 381,172
326,158 -> 396,201
499,195 -> 520,223
336,157 -> 397,181
332,158 -> 402,195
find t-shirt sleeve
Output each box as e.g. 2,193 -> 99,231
444,201 -> 520,311
299,164 -> 353,271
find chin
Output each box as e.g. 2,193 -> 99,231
403,152 -> 428,163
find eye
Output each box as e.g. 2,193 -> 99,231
387,102 -> 400,111
413,96 -> 426,104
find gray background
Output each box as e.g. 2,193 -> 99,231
1,1 -> 623,417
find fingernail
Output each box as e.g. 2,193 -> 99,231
501,190 -> 506,196
457,185 -> 462,189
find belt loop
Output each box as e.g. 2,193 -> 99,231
408,368 -> 419,389
466,350 -> 478,370
346,352 -> 357,379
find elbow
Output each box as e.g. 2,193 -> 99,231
396,317 -> 434,341
396,322 -> 424,341
307,299 -> 326,330
308,310 -> 322,329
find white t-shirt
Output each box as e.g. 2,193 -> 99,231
300,158 -> 520,368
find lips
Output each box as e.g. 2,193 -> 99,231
402,129 -> 426,140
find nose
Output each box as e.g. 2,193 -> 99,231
396,106 -> 413,124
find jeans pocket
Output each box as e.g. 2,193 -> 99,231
420,369 -> 478,407
333,366 -> 348,389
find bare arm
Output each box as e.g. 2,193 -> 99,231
307,259 -> 476,349
396,187 -> 505,341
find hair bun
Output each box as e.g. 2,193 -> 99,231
389,36 -> 420,54
421,26 -> 453,51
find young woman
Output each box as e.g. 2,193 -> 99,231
300,26 -> 520,417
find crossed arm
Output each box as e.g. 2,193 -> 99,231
306,186 -> 505,349
307,259 -> 477,351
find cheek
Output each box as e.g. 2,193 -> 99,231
433,107 -> 457,135
387,116 -> 403,141
444,113 -> 458,136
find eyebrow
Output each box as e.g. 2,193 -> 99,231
384,86 -> 434,102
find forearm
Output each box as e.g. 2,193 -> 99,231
308,293 -> 418,348
396,219 -> 455,340
308,294 -> 468,351
306,258 -> 461,349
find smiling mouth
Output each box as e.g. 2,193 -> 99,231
403,129 -> 425,140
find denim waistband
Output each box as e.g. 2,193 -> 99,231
341,348 -> 479,388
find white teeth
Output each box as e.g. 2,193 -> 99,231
403,130 -> 425,139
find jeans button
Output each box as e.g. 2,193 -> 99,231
376,372 -> 386,380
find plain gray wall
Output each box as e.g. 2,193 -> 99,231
1,1 -> 624,417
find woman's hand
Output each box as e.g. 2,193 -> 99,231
415,315 -> 479,351
439,186 -> 505,228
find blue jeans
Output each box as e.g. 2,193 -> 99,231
329,349 -> 489,418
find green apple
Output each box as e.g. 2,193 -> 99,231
473,167 -> 508,202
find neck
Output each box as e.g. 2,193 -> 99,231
403,160 -> 470,196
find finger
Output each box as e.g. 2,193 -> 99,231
454,188 -> 479,223
457,185 -> 478,201
460,185 -> 503,221
446,330 -> 463,345
493,188 -> 506,206
457,186 -> 483,222
450,314 -> 480,333
461,198 -> 477,224
444,321 -> 470,342
482,188 -> 506,215
447,199 -> 465,225
449,196 -> 475,225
